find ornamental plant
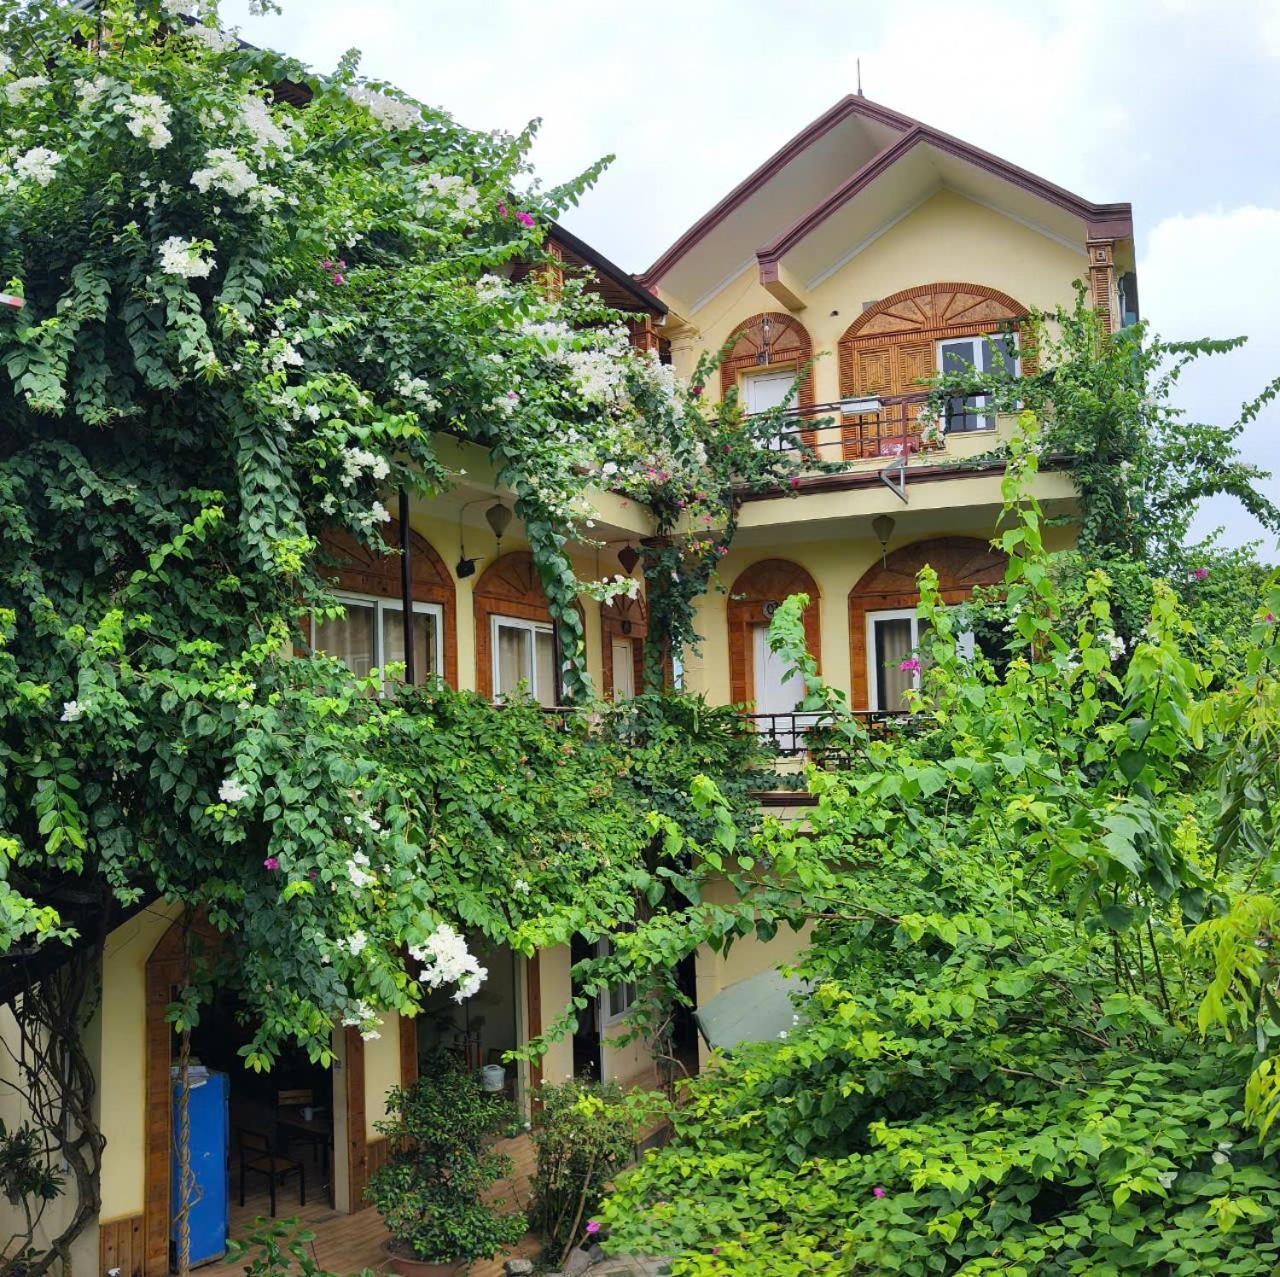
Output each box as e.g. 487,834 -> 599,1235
589,418 -> 1280,1274
0,5 -> 828,1265
367,1054 -> 526,1266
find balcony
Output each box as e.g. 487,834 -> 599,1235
744,392 -> 1004,471
741,709 -> 907,767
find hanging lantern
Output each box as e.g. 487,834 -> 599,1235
872,514 -> 895,568
617,544 -> 641,575
485,503 -> 513,540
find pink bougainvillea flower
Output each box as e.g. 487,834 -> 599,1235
711,1247 -> 720,1256
332,273 -> 345,285
873,1185 -> 886,1198
263,856 -> 280,871
321,259 -> 332,269
899,657 -> 921,673
789,476 -> 801,488
1267,612 -> 1276,623
337,259 -> 347,269
585,1220 -> 601,1236
690,384 -> 703,397
515,210 -> 536,228
498,203 -> 508,218
1189,566 -> 1209,580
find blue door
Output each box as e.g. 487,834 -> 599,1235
171,1069 -> 229,1267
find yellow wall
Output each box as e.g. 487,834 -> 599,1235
363,1016 -> 402,1131
665,188 -> 1087,395
538,945 -> 575,1086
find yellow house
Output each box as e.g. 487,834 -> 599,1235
5,95 -> 1134,1277
638,93 -> 1134,1050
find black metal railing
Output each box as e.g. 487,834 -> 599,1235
741,709 -> 907,766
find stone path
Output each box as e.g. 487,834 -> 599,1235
505,1251 -> 672,1276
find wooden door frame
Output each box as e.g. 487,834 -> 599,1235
142,918 -> 367,1276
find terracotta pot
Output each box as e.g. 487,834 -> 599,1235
383,1242 -> 463,1277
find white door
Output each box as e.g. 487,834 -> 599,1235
742,369 -> 797,451
753,621 -> 811,751
611,639 -> 635,700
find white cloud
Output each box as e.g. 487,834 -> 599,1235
1140,205 -> 1280,548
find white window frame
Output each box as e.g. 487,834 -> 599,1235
490,614 -> 556,703
596,939 -> 637,1027
311,590 -> 444,682
936,333 -> 1020,433
866,608 -> 975,710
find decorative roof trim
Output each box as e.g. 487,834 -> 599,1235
640,95 -> 1133,288
640,96 -> 916,286
757,126 -> 1133,268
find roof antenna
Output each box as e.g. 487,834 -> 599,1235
856,58 -> 864,97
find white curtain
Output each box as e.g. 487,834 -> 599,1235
314,603 -> 376,678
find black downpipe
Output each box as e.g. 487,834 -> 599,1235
398,489 -> 415,685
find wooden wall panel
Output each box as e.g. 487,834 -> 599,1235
101,1213 -> 145,1277
718,312 -> 817,445
344,1028 -> 369,1210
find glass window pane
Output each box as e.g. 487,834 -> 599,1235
315,602 -> 377,679
873,616 -> 915,710
982,333 -> 1017,377
941,338 -> 984,433
382,606 -> 437,684
495,623 -> 532,698
535,629 -> 557,707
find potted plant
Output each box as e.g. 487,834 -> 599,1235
368,1053 -> 526,1276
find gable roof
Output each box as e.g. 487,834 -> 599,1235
641,95 -> 1132,302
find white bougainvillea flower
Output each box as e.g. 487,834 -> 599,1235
5,76 -> 49,105
410,923 -> 487,1002
122,94 -> 173,149
218,778 -> 249,803
13,147 -> 61,187
158,236 -> 214,279
60,699 -> 83,722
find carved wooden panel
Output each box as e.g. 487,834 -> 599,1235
848,537 -> 1007,709
344,1028 -> 369,1210
318,523 -> 458,688
727,559 -> 821,706
837,284 -> 1029,461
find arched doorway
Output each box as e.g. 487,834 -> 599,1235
600,592 -> 647,699
837,283 -> 1029,458
728,559 -> 820,752
848,536 -> 1006,710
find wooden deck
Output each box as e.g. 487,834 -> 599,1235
198,1134 -> 543,1277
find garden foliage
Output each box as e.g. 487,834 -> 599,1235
599,419 -> 1280,1275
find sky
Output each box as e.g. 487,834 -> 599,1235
225,0 -> 1280,552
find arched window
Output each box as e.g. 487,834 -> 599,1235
719,311 -> 816,447
474,552 -> 565,705
600,592 -> 647,700
837,283 -> 1030,458
317,524 -> 458,687
848,537 -> 1005,710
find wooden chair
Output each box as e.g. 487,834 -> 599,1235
237,1128 -> 305,1216
276,1088 -> 313,1110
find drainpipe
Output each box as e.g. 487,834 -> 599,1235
398,489 -> 415,685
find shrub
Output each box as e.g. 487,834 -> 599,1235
366,1054 -> 525,1264
531,1079 -> 655,1263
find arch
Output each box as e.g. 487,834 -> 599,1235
719,311 -> 816,445
848,536 -> 1006,709
837,283 -> 1032,460
727,558 -> 821,706
319,522 -> 458,688
600,590 -> 647,699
